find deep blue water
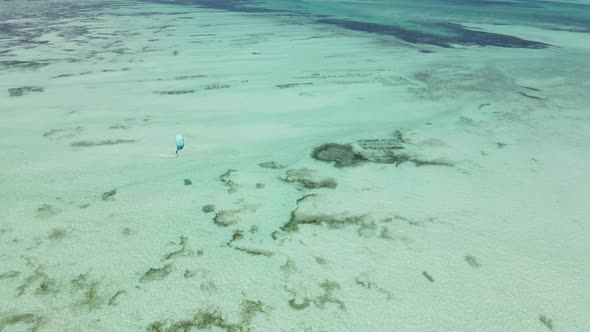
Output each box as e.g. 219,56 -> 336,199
150,0 -> 590,48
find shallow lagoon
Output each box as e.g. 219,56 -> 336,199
1,0 -> 590,330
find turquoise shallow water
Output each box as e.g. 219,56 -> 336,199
1,0 -> 590,331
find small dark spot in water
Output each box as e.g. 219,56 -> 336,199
538,314 -> 554,330
35,277 -> 58,296
71,139 -> 135,147
288,298 -> 310,310
517,91 -> 544,100
79,204 -> 90,209
43,129 -> 62,137
48,228 -> 67,240
162,236 -> 192,261
175,75 -> 207,80
422,271 -> 434,282
109,124 -> 128,130
140,264 -> 173,283
202,204 -> 215,213
219,170 -> 238,193
464,255 -> 481,267
258,161 -> 285,169
184,179 -> 192,185
497,142 -> 507,149
8,86 -> 43,97
225,230 -> 244,248
232,246 -> 274,257
314,256 -> 329,265
108,290 -> 126,306
520,85 -> 541,92
51,73 -> 75,79
184,270 -> 197,278
203,83 -> 230,90
275,82 -> 313,89
102,189 -> 116,201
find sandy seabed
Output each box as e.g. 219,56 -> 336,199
1,0 -> 590,331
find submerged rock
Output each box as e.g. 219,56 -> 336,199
277,194 -> 393,235
233,246 -> 274,257
311,143 -> 367,168
8,88 -> 23,97
464,255 -> 481,268
258,161 -> 285,169
203,82 -> 230,90
202,204 -> 215,213
8,86 -> 43,97
139,264 -> 173,283
282,168 -> 337,190
213,210 -> 241,227
538,314 -> 554,331
219,170 -> 238,193
422,271 -> 434,283
275,82 -> 313,89
102,189 -> 116,201
311,138 -> 453,168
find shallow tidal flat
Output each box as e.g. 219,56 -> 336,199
1,0 -> 590,331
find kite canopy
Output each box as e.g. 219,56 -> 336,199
175,133 -> 184,151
